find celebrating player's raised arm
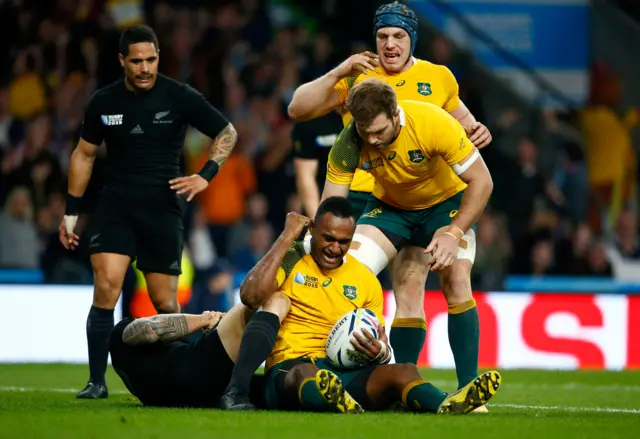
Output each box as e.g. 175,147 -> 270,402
122,312 -> 224,345
288,52 -> 380,121
239,212 -> 310,309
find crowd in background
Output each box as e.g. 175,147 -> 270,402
1,0 -> 639,311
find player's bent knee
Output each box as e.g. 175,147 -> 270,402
261,292 -> 291,323
440,261 -> 473,304
390,363 -> 422,387
151,298 -> 180,314
284,363 -> 318,393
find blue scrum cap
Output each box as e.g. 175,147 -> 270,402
373,2 -> 419,55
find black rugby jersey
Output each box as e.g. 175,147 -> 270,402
80,74 -> 228,199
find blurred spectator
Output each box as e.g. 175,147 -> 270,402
194,129 -> 257,259
187,206 -> 218,277
227,192 -> 273,258
0,186 -> 40,268
472,212 -> 511,290
231,221 -> 274,272
614,210 -> 640,259
186,262 -> 235,314
529,239 -> 555,276
554,223 -> 592,275
586,242 -> 614,276
8,50 -> 47,121
581,65 -> 637,234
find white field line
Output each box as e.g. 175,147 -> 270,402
429,380 -> 640,393
0,385 -> 639,414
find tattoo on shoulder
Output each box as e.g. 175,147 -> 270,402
210,123 -> 238,167
122,315 -> 190,345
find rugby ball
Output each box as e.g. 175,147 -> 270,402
326,309 -> 380,369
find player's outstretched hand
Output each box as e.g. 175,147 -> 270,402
333,51 -> 380,79
425,233 -> 458,272
283,211 -> 311,240
466,122 -> 492,149
59,216 -> 79,250
169,174 -> 209,202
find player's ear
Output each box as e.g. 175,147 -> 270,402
118,53 -> 125,68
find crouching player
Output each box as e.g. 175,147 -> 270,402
221,197 -> 501,413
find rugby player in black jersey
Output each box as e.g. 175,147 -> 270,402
59,25 -> 237,399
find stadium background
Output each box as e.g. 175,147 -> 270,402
0,0 -> 639,370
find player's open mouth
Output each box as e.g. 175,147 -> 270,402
137,76 -> 152,83
323,251 -> 340,264
384,52 -> 400,62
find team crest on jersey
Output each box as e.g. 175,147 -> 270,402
387,151 -> 397,160
294,272 -> 318,288
343,285 -> 358,300
417,82 -> 432,96
362,207 -> 382,218
100,114 -> 123,126
322,278 -> 333,287
408,150 -> 425,163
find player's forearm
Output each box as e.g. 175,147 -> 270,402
208,123 -> 238,167
450,101 -> 476,131
451,177 -> 493,233
68,147 -> 96,198
240,232 -> 298,309
320,180 -> 350,202
296,174 -> 320,217
288,72 -> 341,121
122,314 -> 209,345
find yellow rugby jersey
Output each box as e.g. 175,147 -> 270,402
266,242 -> 385,370
327,100 -> 474,210
333,58 -> 461,193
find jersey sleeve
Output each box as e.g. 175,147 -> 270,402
178,84 -> 230,139
432,108 -> 475,167
79,92 -> 105,146
275,241 -> 306,288
326,122 -> 361,185
292,122 -> 316,160
440,66 -> 461,113
334,76 -> 359,105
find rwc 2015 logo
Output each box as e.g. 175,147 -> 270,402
101,114 -> 123,126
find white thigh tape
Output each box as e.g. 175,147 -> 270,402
458,229 -> 477,263
347,233 -> 389,275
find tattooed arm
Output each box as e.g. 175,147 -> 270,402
122,312 -> 223,346
207,123 -> 238,168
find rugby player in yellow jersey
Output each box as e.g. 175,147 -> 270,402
288,1 -> 492,386
220,197 -> 501,413
321,79 -> 494,403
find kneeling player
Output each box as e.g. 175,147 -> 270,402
221,196 -> 501,413
108,295 -> 290,407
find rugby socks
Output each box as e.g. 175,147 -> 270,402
389,318 -> 427,364
226,311 -> 280,395
448,299 -> 480,389
86,306 -> 115,385
401,379 -> 447,413
298,377 -> 335,412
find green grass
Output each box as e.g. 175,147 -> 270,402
1,365 -> 639,438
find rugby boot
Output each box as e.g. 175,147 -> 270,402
437,371 -> 501,415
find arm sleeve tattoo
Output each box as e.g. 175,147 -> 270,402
209,123 -> 238,167
122,315 -> 190,345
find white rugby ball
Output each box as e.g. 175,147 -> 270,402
326,308 -> 380,369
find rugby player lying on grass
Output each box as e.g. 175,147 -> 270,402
108,297 -> 288,408
221,197 -> 501,413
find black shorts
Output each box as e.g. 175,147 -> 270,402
86,192 -> 184,275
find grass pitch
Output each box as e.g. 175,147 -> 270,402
0,364 -> 638,439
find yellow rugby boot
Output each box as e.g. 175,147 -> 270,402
437,371 -> 501,415
315,369 -> 364,414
